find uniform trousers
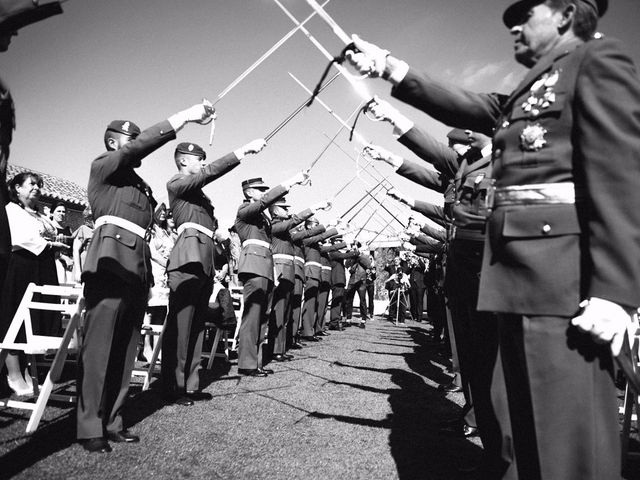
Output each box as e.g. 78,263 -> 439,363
238,274 -> 272,370
315,281 -> 330,334
268,279 -> 293,355
288,275 -> 304,346
365,282 -> 375,317
409,282 -> 426,322
492,315 -> 620,480
77,273 -> 146,439
447,240 -> 506,477
329,284 -> 345,322
345,281 -> 368,321
162,267 -> 212,394
301,277 -> 320,337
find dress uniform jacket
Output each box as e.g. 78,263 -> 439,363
166,153 -> 240,276
83,121 -> 176,287
291,224 -> 325,282
329,248 -> 359,285
392,37 -> 640,315
303,227 -> 338,281
271,209 -> 313,284
391,35 -> 640,480
234,185 -> 288,281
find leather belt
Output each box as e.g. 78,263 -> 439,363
242,239 -> 271,249
489,182 -> 578,208
95,215 -> 146,239
294,256 -> 304,264
321,266 -> 332,271
273,253 -> 294,261
177,222 -> 214,239
453,228 -> 485,242
305,261 -> 322,268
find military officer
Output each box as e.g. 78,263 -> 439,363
289,221 -> 326,347
299,217 -> 339,341
344,243 -> 373,327
348,1 -> 640,477
77,102 -> 215,453
327,238 -> 357,330
267,197 -> 330,362
234,172 -> 309,377
162,138 -> 266,405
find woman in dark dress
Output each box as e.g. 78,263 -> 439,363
0,172 -> 68,396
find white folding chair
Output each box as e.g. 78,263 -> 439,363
0,283 -> 83,433
131,313 -> 167,391
204,284 -> 243,369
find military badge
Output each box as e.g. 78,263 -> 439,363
122,121 -> 130,132
520,123 -> 547,151
521,70 -> 560,118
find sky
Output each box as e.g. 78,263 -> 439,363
2,0 -> 639,242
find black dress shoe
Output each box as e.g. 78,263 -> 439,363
238,368 -> 268,377
300,336 -> 319,342
163,393 -> 194,406
107,430 -> 140,443
437,381 -> 462,393
258,367 -> 274,374
283,353 -> 294,360
273,354 -> 288,362
290,342 -> 305,349
80,437 -> 112,453
316,331 -> 330,337
186,391 -> 213,401
358,322 -> 366,329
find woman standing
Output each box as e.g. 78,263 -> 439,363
0,171 -> 68,396
141,204 -> 176,360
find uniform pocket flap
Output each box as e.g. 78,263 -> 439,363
502,204 -> 581,238
103,226 -> 137,248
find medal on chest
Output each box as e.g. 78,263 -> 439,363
518,69 -> 560,152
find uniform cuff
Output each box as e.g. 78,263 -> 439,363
383,56 -> 410,85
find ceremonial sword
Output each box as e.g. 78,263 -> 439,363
208,0 -> 331,145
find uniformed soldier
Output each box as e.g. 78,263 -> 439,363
267,197 -> 330,362
289,221 -> 326,347
327,240 -> 359,330
348,1 -> 640,477
77,102 -> 215,453
162,138 -> 266,405
344,243 -> 373,327
234,172 -> 309,377
299,217 -> 339,341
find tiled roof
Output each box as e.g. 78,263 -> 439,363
6,164 -> 88,207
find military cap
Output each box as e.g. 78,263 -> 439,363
305,216 -> 319,227
503,0 -> 608,28
175,142 -> 206,159
106,120 -> 141,138
241,177 -> 269,191
0,0 -> 63,34
446,128 -> 472,145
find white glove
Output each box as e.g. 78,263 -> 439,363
311,199 -> 332,212
367,97 -> 401,124
364,144 -> 403,168
402,241 -> 416,252
168,102 -> 216,131
284,169 -> 311,190
571,297 -> 633,356
399,232 -> 411,242
239,138 -> 267,157
345,35 -> 389,78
